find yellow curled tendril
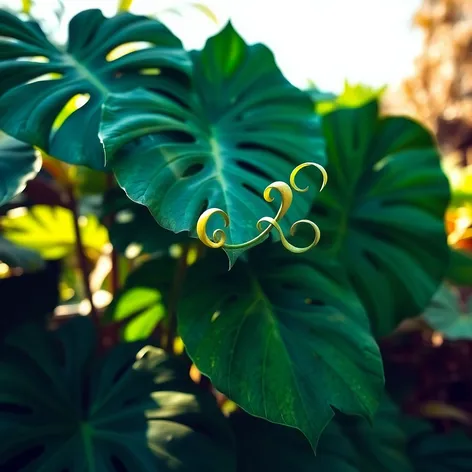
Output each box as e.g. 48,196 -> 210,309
290,162 -> 328,193
196,162 -> 327,253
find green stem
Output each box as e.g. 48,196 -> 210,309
163,245 -> 190,353
105,173 -> 120,295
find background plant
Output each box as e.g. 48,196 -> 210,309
0,1 -> 470,470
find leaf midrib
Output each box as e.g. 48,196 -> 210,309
64,53 -> 111,97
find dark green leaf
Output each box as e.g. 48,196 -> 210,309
230,395 -> 412,471
311,101 -> 450,336
100,22 -> 326,264
404,417 -> 472,472
0,9 -> 190,169
447,249 -> 472,286
102,188 -> 190,257
179,246 -> 384,450
104,257 -> 175,340
0,317 -> 236,471
0,134 -> 41,206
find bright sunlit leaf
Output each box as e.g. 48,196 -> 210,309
1,205 -> 109,261
315,81 -> 387,115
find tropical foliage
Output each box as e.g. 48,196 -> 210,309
0,3 -> 471,471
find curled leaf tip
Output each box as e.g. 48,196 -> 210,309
196,162 -> 327,253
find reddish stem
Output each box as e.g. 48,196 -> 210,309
67,186 -> 100,329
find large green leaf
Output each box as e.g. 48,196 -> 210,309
0,317 -> 236,471
230,395 -> 412,471
178,245 -> 384,450
100,22 -> 326,264
0,9 -> 190,169
404,417 -> 472,471
102,188 -> 190,258
104,257 -> 174,341
309,101 -> 450,336
0,134 -> 41,206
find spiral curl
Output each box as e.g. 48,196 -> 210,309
196,162 -> 327,253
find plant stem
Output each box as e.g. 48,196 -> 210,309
105,173 -> 120,295
67,186 -> 99,328
163,245 -> 190,353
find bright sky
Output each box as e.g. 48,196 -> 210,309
26,0 -> 425,93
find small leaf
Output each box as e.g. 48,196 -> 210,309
0,317 -> 236,471
0,134 -> 41,206
100,22 -> 326,264
0,9 -> 190,169
423,284 -> 472,340
179,246 -> 384,450
1,205 -> 109,260
104,257 -> 175,341
310,101 -> 450,336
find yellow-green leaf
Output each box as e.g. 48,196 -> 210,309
1,205 -> 109,260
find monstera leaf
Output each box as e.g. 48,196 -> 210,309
0,134 -> 41,206
178,245 -> 384,450
0,317 -> 236,471
404,417 -> 472,472
100,22 -> 326,264
0,8 -> 190,169
102,188 -> 190,257
104,257 -> 174,341
230,395 -> 412,471
308,101 -> 450,336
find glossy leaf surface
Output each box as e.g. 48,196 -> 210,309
0,135 -> 41,206
100,23 -> 326,264
179,246 -> 384,450
0,9 -> 190,169
311,101 -> 450,336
